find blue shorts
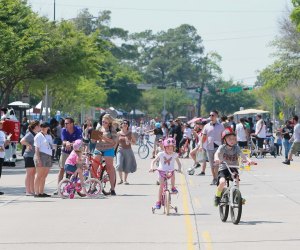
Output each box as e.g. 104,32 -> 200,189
94,148 -> 115,157
64,164 -> 77,174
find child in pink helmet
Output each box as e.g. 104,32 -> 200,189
64,139 -> 85,188
149,137 -> 182,209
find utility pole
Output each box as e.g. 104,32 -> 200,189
54,0 -> 56,21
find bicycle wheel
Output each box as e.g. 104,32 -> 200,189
165,191 -> 171,215
219,188 -> 229,222
99,169 -> 114,195
58,179 -> 73,199
230,188 -> 243,224
84,178 -> 102,198
138,144 -> 149,159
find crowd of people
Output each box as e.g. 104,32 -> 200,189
0,110 -> 299,205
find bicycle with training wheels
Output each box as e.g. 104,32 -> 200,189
151,169 -> 178,215
138,133 -> 155,159
58,169 -> 102,199
85,152 -> 116,195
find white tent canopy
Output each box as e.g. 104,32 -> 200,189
234,109 -> 269,115
130,109 -> 144,115
8,101 -> 30,108
26,101 -> 50,115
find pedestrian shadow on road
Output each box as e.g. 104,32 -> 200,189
239,220 -> 283,225
119,194 -> 149,197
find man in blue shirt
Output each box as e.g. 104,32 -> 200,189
54,117 -> 82,195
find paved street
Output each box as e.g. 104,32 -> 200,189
0,144 -> 300,250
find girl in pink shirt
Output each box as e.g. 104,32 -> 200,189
64,139 -> 85,185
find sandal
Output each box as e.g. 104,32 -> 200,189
117,180 -> 123,185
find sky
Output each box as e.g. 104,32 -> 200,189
27,0 -> 293,86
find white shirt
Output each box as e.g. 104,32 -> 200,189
0,131 -> 6,158
183,127 -> 192,139
236,123 -> 247,142
157,151 -> 178,172
34,132 -> 53,156
255,119 -> 266,138
292,123 -> 300,142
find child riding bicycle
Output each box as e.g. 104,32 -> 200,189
64,139 -> 86,188
149,137 -> 182,209
214,128 -> 255,206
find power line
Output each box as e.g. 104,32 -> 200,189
27,1 -> 288,14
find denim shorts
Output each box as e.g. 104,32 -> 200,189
64,164 -> 77,174
94,148 -> 115,157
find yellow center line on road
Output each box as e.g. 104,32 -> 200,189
180,174 -> 196,250
202,231 -> 213,250
189,179 -> 194,186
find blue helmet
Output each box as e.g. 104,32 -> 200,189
155,122 -> 161,128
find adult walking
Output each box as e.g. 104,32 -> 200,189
283,115 -> 300,165
199,110 -> 224,185
236,118 -> 249,148
93,114 -> 117,195
116,119 -> 137,185
282,120 -> 293,162
33,122 -> 53,197
254,114 -> 266,159
54,117 -> 82,194
20,120 -> 40,196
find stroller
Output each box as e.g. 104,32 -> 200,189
249,135 -> 276,158
262,135 -> 277,157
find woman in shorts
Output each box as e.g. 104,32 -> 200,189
20,120 -> 40,196
34,122 -> 53,198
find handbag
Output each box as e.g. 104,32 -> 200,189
196,150 -> 206,162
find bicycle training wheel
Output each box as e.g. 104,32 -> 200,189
165,191 -> 171,215
58,179 -> 73,199
219,188 -> 229,222
230,189 -> 243,224
138,144 -> 149,159
84,178 -> 102,198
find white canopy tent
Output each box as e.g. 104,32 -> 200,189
26,101 -> 50,116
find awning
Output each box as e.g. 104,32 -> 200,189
234,109 -> 269,115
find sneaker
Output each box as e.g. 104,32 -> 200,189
41,193 -> 51,197
110,190 -> 116,196
214,196 -> 221,207
154,201 -> 161,209
0,191 -> 4,195
117,180 -> 123,185
210,178 -> 217,185
194,163 -> 201,169
53,191 -> 58,195
25,193 -> 34,196
196,172 -> 205,176
124,181 -> 129,185
257,155 -> 263,159
171,187 -> 178,194
282,160 -> 290,165
34,194 -> 43,198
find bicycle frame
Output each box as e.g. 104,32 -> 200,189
152,169 -> 178,215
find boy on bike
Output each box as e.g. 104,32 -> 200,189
214,128 -> 255,206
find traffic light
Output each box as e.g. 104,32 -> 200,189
216,88 -> 225,94
243,86 -> 254,91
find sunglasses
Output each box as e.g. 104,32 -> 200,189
122,122 -> 128,125
209,114 -> 215,117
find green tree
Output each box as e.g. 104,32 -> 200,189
0,0 -> 103,107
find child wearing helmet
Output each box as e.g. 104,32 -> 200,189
149,137 -> 182,209
213,128 -> 255,206
64,139 -> 86,188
